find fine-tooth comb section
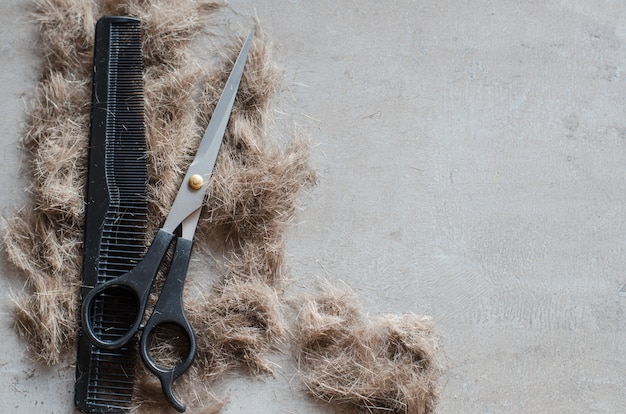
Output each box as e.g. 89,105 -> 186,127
76,16 -> 147,413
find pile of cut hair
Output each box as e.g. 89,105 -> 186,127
2,0 -> 443,413
294,286 -> 443,414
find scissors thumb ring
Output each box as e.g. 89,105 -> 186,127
80,229 -> 175,350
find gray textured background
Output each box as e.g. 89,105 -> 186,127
1,1 -> 626,413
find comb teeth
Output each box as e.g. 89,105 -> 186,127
76,16 -> 147,413
105,20 -> 146,203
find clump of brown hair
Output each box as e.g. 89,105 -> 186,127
294,287 -> 443,414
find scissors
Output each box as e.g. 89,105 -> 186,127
81,30 -> 254,413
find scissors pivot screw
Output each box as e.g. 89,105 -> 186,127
188,174 -> 204,190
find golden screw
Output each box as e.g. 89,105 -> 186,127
188,174 -> 204,190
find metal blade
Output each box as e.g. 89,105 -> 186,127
163,30 -> 254,237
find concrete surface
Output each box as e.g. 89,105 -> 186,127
1,0 -> 626,413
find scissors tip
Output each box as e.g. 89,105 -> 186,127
243,29 -> 255,49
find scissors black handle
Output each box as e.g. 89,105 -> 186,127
80,229 -> 197,412
140,236 -> 197,413
81,229 -> 174,349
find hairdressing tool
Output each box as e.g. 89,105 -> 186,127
75,16 -> 147,413
81,29 -> 254,413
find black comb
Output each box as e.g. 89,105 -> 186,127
75,16 -> 147,413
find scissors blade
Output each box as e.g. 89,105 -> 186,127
163,30 -> 254,237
